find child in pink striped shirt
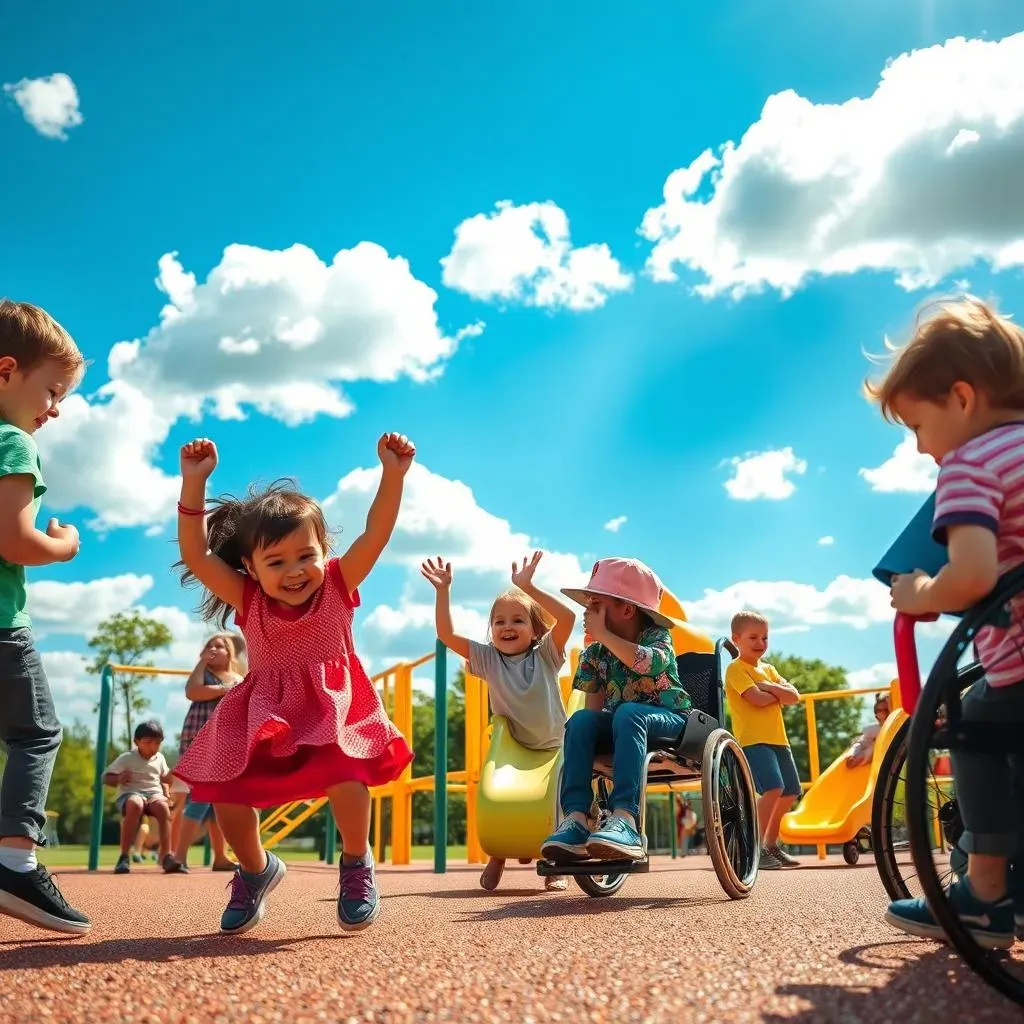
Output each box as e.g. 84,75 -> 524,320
865,295 -> 1024,950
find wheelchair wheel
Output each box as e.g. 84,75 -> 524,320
701,729 -> 759,899
903,572 -> 1024,1006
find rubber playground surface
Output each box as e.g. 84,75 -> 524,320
0,854 -> 1016,1024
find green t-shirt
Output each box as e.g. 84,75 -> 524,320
0,421 -> 46,629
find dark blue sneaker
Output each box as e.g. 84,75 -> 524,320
586,815 -> 646,861
949,847 -> 1024,938
885,875 -> 1013,950
338,852 -> 380,931
220,852 -> 286,935
541,818 -> 592,863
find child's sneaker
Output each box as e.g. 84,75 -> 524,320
114,854 -> 131,874
544,875 -> 568,891
586,816 -> 646,861
759,846 -> 784,870
768,843 -> 800,868
131,852 -> 144,863
0,862 -> 91,936
541,819 -> 592,863
337,851 -> 380,931
885,875 -> 1014,950
220,852 -> 285,935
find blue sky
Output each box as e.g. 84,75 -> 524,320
3,1 -> 1024,740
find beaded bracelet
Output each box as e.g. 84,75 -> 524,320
176,501 -> 207,517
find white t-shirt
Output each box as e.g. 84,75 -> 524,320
106,749 -> 170,800
468,632 -> 567,750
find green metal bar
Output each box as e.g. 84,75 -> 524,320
669,794 -> 677,859
203,833 -> 212,866
433,639 -> 448,874
325,804 -> 337,865
88,665 -> 114,871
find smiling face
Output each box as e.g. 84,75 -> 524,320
733,622 -> 769,664
489,596 -> 537,655
0,356 -> 78,434
245,521 -> 327,607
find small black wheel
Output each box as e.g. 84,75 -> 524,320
872,717 -> 913,900
904,568 -> 1024,1006
842,841 -> 859,865
574,872 -> 628,898
701,729 -> 759,898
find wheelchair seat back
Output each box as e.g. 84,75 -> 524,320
676,651 -> 722,723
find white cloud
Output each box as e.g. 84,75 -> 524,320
41,651 -> 97,724
34,381 -> 179,531
818,536 -> 835,546
441,200 -> 632,311
724,447 -> 807,500
27,574 -> 154,637
604,515 -> 627,533
859,434 -> 938,493
847,661 -> 898,690
640,32 -> 1024,298
360,601 -> 491,664
108,243 -> 483,426
3,73 -> 83,140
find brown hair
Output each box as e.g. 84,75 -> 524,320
863,295 -> 1024,422
487,588 -> 554,643
203,631 -> 248,676
731,610 -> 769,635
0,299 -> 85,378
176,479 -> 333,627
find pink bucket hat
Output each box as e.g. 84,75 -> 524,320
561,557 -> 675,629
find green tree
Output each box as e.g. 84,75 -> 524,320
46,723 -> 100,844
768,650 -> 867,783
87,612 -> 173,748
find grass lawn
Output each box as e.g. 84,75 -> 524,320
42,844 -> 469,868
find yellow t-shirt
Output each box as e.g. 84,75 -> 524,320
725,660 -> 790,747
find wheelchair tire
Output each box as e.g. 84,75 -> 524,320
904,568 -> 1024,1007
871,717 -> 912,901
701,729 -> 759,899
573,872 -> 628,898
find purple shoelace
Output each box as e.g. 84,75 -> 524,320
340,861 -> 374,904
226,871 -> 258,910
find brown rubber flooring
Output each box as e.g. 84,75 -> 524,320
0,855 -> 1020,1023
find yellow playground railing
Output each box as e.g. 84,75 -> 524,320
87,649 -> 891,871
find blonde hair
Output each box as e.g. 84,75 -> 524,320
731,610 -> 769,636
863,295 -> 1024,422
487,588 -> 554,643
0,299 -> 85,378
203,631 -> 248,676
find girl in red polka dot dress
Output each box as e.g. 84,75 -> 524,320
172,431 -> 416,936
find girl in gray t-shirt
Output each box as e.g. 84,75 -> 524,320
421,550 -> 577,892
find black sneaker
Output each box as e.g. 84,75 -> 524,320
114,854 -> 131,874
0,862 -> 91,935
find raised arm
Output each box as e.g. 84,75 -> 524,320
178,439 -> 245,612
337,432 -> 416,595
184,659 -> 232,702
510,551 -> 577,655
420,557 -> 470,660
584,605 -> 674,678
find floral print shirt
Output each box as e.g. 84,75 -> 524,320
572,625 -> 691,714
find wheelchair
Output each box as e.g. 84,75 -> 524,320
885,565 -> 1024,1006
537,637 -> 761,899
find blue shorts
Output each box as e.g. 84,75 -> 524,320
182,792 -> 215,824
743,744 -> 802,798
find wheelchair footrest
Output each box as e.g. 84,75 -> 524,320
536,858 -> 650,876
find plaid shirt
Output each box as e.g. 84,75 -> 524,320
178,669 -> 231,755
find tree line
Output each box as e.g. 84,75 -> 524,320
1,610 -> 870,846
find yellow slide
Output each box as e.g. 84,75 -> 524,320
778,685 -> 905,854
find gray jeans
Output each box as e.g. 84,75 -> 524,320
0,627 -> 62,846
951,678 -> 1024,857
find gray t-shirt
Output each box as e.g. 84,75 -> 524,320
468,632 -> 568,750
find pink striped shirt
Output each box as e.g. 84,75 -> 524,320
933,421 -> 1024,688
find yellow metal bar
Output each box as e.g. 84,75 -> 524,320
107,663 -> 191,677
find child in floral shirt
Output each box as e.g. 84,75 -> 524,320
541,557 -> 690,863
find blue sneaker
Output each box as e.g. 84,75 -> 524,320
885,875 -> 1013,950
220,852 -> 286,935
950,847 -> 1024,938
586,815 -> 646,862
337,852 -> 380,931
541,818 -> 592,863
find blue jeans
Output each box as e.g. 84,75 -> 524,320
182,793 -> 214,824
560,703 -> 687,824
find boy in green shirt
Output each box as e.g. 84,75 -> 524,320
0,299 -> 88,935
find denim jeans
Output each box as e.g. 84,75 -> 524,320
560,702 -> 687,824
0,628 -> 62,846
182,793 -> 214,824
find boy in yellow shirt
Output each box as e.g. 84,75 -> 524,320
725,610 -> 802,870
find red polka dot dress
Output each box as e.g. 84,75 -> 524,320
174,559 -> 414,807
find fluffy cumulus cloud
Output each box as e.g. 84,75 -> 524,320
27,573 -> 154,637
41,651 -> 97,723
3,73 -> 83,140
441,200 -> 633,311
604,515 -> 628,533
859,434 -> 938,493
108,244 -> 483,427
723,447 -> 807,500
818,536 -> 835,546
640,32 -> 1024,298
847,661 -> 898,691
34,382 -> 179,532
